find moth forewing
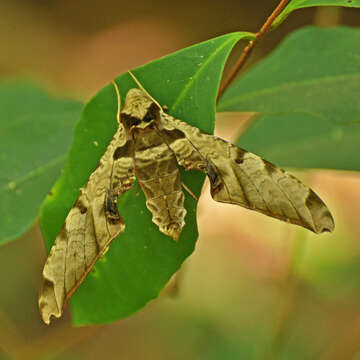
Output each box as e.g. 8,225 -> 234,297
157,111 -> 334,234
39,81 -> 134,325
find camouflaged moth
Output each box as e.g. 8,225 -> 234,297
39,72 -> 334,324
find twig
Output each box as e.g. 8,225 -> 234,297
217,0 -> 290,102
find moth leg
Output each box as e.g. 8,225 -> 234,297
133,181 -> 141,196
105,187 -> 123,225
181,182 -> 198,201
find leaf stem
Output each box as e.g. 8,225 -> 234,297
216,0 -> 290,102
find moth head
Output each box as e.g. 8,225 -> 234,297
121,89 -> 161,130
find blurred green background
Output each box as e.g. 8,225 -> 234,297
1,1 -> 360,359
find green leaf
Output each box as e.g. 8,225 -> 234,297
0,81 -> 83,246
273,0 -> 360,28
218,26 -> 360,170
40,32 -> 255,325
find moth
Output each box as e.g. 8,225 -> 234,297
39,72 -> 334,324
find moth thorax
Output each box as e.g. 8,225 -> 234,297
122,88 -> 155,120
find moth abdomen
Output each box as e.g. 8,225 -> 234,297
133,127 -> 186,240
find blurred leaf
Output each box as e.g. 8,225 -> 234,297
218,26 -> 360,170
273,0 -> 360,27
0,349 -> 10,360
40,32 -> 255,325
306,259 -> 360,298
0,81 -> 83,246
301,230 -> 360,299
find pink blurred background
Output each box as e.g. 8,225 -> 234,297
1,1 -> 360,359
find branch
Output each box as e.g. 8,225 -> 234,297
217,0 -> 291,102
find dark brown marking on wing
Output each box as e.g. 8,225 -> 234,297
76,201 -> 87,214
161,128 -> 186,143
121,113 -> 141,128
143,102 -> 160,122
235,148 -> 247,165
263,159 -> 278,176
113,141 -> 132,160
306,191 -> 321,208
207,164 -> 219,187
305,191 -> 334,233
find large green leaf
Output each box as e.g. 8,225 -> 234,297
218,26 -> 360,170
273,0 -> 360,28
0,81 -> 83,246
40,32 -> 255,325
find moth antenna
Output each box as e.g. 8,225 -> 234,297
128,71 -> 163,111
111,80 -> 121,124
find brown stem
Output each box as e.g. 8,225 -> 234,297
217,0 -> 291,103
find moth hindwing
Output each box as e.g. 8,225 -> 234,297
39,73 -> 334,324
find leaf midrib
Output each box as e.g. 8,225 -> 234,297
171,33 -> 249,113
278,0 -> 360,22
220,72 -> 360,110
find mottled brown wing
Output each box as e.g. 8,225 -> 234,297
39,125 -> 135,325
159,113 -> 334,234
